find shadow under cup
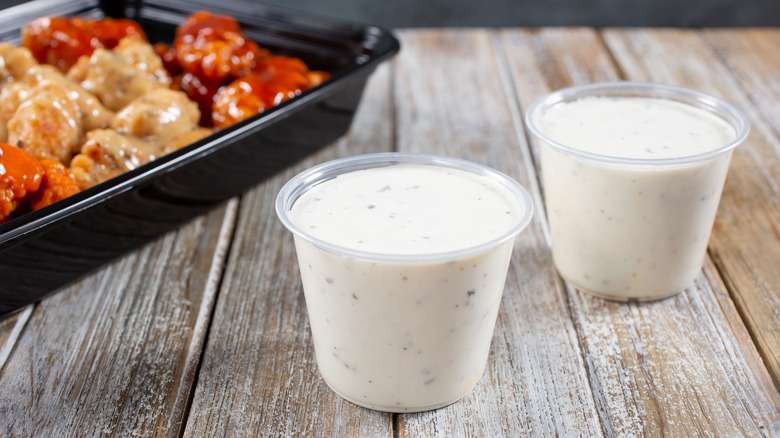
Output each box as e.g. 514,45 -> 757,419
524,82 -> 750,301
275,153 -> 533,412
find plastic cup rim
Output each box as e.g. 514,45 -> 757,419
524,81 -> 751,166
275,152 -> 534,264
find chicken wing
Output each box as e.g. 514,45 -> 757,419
0,142 -> 43,220
30,159 -> 80,210
69,129 -> 152,190
112,88 -> 200,138
0,43 -> 38,83
68,38 -> 170,111
24,65 -> 114,131
7,83 -> 82,164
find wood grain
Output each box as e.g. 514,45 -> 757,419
183,63 -> 395,437
0,202 -> 235,437
603,26 -> 780,394
701,28 -> 780,391
704,29 -> 780,140
392,29 -> 603,437
503,27 -> 780,436
0,305 -> 32,373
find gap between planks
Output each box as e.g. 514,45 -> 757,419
0,305 -> 34,374
170,197 -> 240,438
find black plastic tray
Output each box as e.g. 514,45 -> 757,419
0,0 -> 399,315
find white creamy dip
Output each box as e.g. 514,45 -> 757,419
537,97 -> 735,159
536,95 -> 737,299
286,162 -> 529,411
290,165 -> 522,255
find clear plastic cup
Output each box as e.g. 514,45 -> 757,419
276,153 -> 533,412
525,81 -> 749,301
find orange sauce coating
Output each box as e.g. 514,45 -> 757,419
30,159 -> 81,211
22,16 -> 147,72
174,11 -> 269,82
0,143 -> 43,219
211,56 -> 329,128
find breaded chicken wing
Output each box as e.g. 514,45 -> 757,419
68,38 -> 170,111
0,43 -> 38,83
0,82 -> 34,142
69,129 -> 152,190
112,88 -> 200,138
112,87 -> 212,152
7,83 -> 82,164
24,65 -> 114,131
70,88 -> 213,189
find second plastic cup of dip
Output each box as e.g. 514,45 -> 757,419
525,81 -> 749,301
276,153 -> 533,412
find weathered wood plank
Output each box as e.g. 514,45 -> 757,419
0,201 -> 235,437
704,29 -> 780,140
568,259 -> 780,437
700,28 -> 780,391
183,63 -> 395,437
502,27 -> 780,436
392,29 -> 602,437
0,305 -> 33,372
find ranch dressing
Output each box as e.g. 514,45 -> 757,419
290,165 -> 521,254
536,97 -> 735,158
536,95 -> 737,299
284,160 -> 531,412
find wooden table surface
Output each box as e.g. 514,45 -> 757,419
1,27 -> 779,437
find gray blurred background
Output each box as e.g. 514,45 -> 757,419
248,0 -> 780,28
0,0 -> 778,27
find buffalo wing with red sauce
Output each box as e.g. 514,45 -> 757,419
22,16 -> 146,71
161,10 -> 330,127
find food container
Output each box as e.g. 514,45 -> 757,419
0,0 -> 399,315
525,81 -> 749,301
276,153 -> 534,411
